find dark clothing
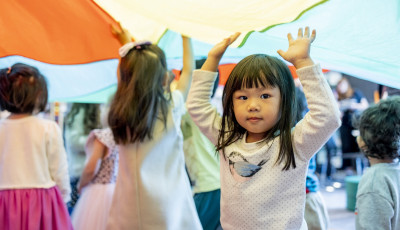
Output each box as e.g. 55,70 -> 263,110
194,189 -> 221,230
339,89 -> 364,168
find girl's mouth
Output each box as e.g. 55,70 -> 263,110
247,117 -> 261,121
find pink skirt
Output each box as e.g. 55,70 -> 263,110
0,186 -> 73,230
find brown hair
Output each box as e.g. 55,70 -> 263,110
108,44 -> 169,144
0,63 -> 48,114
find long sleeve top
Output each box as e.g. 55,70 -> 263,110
0,116 -> 71,202
187,64 -> 341,230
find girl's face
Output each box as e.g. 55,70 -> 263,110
337,79 -> 349,94
233,85 -> 281,143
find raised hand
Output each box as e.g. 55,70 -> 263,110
202,32 -> 241,72
111,22 -> 134,45
277,27 -> 315,69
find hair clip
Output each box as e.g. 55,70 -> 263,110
119,41 -> 152,57
6,67 -> 11,74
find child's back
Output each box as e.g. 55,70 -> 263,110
108,90 -> 200,229
0,116 -> 69,197
106,27 -> 201,229
0,63 -> 72,230
72,128 -> 119,230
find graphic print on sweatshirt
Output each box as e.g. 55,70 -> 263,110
228,151 -> 268,182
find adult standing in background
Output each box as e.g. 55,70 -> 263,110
336,77 -> 368,171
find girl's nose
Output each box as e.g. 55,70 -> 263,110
247,99 -> 260,112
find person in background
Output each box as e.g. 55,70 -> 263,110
0,63 -> 72,229
181,58 -> 221,230
336,77 -> 368,172
354,96 -> 400,230
295,87 -> 330,230
71,99 -> 119,230
64,102 -> 101,213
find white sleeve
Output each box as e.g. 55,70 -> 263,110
292,64 -> 341,161
187,70 -> 221,145
172,90 -> 186,119
47,123 -> 71,203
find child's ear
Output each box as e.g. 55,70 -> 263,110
356,136 -> 366,149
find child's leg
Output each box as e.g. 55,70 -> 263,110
193,189 -> 221,230
304,191 -> 329,230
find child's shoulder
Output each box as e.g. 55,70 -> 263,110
33,116 -> 61,131
90,128 -> 116,148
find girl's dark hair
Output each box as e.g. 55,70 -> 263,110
108,44 -> 169,144
354,96 -> 400,159
0,63 -> 48,114
217,54 -> 297,170
65,103 -> 101,135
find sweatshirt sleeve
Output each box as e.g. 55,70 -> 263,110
47,123 -> 71,203
186,70 -> 221,145
292,64 -> 341,161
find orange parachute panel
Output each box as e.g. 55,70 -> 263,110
0,0 -> 120,64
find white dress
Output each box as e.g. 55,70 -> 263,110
71,128 -> 118,230
106,90 -> 202,230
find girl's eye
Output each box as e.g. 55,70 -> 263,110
261,94 -> 270,99
238,96 -> 247,100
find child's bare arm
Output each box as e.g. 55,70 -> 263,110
277,27 -> 315,69
77,138 -> 106,193
202,33 -> 241,72
111,22 -> 134,45
176,35 -> 195,100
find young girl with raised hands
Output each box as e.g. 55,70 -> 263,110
187,27 -> 341,229
0,63 -> 72,229
106,25 -> 202,229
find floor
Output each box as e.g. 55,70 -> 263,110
319,170 -> 357,230
321,187 -> 355,230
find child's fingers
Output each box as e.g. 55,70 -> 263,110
304,27 -> 310,38
218,32 -> 241,49
111,23 -> 121,36
310,29 -> 316,43
226,32 -> 241,46
277,49 -> 285,58
297,28 -> 303,38
287,33 -> 294,43
110,24 -> 118,35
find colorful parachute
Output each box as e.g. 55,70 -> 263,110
1,0 -> 399,103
